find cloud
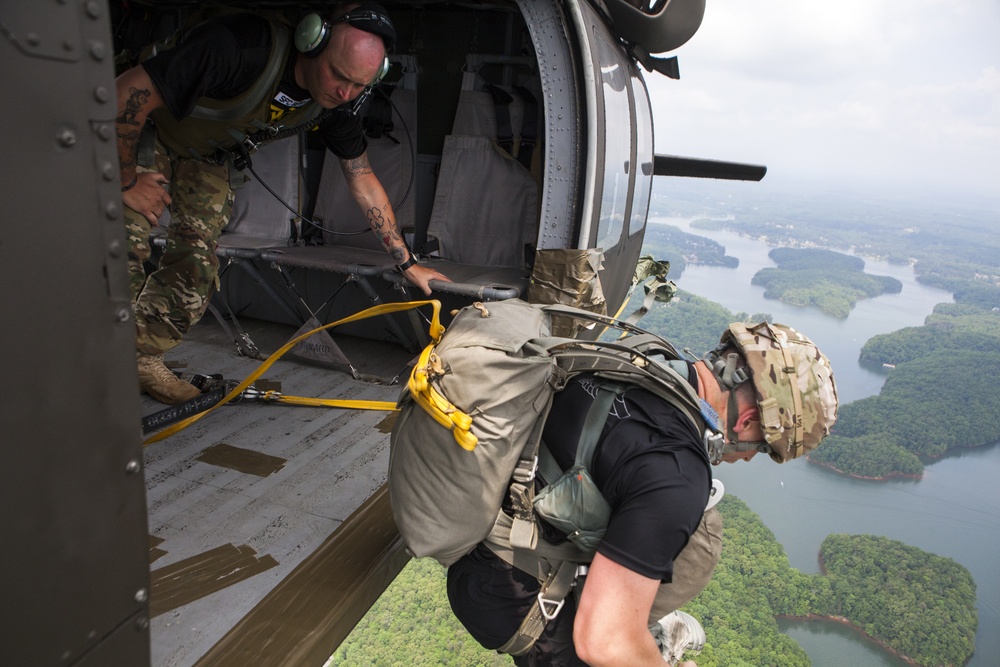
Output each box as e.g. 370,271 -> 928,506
646,0 -> 1000,198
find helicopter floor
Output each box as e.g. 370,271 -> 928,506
141,315 -> 416,667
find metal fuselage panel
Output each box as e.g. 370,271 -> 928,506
565,0 -> 655,313
0,1 -> 151,665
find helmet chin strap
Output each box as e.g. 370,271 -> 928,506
705,352 -> 769,461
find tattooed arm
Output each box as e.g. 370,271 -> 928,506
115,66 -> 171,225
340,152 -> 450,295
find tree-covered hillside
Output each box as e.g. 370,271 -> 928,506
751,248 -> 902,318
819,534 -> 977,667
811,303 -> 1000,477
330,497 -> 977,667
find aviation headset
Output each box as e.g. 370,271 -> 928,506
294,3 -> 396,115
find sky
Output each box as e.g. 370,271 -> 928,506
645,0 -> 1000,204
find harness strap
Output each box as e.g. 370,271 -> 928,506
537,443 -> 563,487
509,482 -> 538,550
574,385 -> 619,468
485,84 -> 515,155
190,25 -> 291,122
497,560 -> 579,657
485,510 -> 588,579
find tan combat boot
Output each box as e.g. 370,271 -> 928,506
137,353 -> 201,405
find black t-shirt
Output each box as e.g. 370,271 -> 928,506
142,13 -> 366,159
447,371 -> 712,657
542,374 -> 712,581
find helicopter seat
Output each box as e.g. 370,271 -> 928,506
262,84 -> 416,268
390,67 -> 539,302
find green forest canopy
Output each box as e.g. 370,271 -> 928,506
331,497 -> 976,667
751,247 -> 902,318
811,305 -> 1000,477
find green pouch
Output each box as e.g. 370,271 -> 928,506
534,464 -> 611,555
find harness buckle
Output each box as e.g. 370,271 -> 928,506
537,593 -> 565,621
704,430 -> 725,465
512,456 -> 538,484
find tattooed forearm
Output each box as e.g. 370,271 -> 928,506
389,245 -> 408,263
117,86 -> 149,127
116,86 -> 151,175
344,154 -> 374,181
367,202 -> 406,260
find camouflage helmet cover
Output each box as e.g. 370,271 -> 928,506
719,322 -> 838,462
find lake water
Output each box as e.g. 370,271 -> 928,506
651,216 -> 999,667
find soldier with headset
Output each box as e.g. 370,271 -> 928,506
115,2 -> 449,405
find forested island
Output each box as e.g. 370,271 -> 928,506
649,188 -> 1000,480
330,497 -> 977,667
812,534 -> 977,667
751,248 -> 902,318
809,302 -> 1000,478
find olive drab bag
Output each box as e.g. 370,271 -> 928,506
388,299 -> 719,568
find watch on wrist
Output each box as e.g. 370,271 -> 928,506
396,253 -> 418,272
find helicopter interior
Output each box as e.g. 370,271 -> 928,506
119,0 -> 563,352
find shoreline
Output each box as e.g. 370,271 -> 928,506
805,456 -> 923,481
776,613 -> 921,667
779,553 -> 924,666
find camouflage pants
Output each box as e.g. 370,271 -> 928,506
124,140 -> 233,356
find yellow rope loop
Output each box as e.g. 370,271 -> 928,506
144,300 -> 443,445
406,339 -> 477,450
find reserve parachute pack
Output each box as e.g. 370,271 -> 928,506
388,299 -> 720,569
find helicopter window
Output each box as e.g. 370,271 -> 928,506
628,75 -> 653,237
594,31 -> 632,250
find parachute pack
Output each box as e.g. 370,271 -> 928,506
388,298 -> 837,655
388,299 -> 715,564
388,298 -> 726,653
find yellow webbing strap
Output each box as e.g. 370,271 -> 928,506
406,340 -> 477,451
144,300 -> 444,446
258,392 -> 395,410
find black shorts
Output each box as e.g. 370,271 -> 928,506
447,544 -> 586,667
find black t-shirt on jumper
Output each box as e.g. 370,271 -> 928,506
447,372 -> 713,662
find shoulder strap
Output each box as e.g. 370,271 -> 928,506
537,381 -> 618,483
576,383 -> 619,468
190,23 -> 291,122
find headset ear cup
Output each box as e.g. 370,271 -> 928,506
375,56 -> 390,84
295,13 -> 330,56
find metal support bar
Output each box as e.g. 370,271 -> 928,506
653,154 -> 767,181
236,259 -> 308,323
